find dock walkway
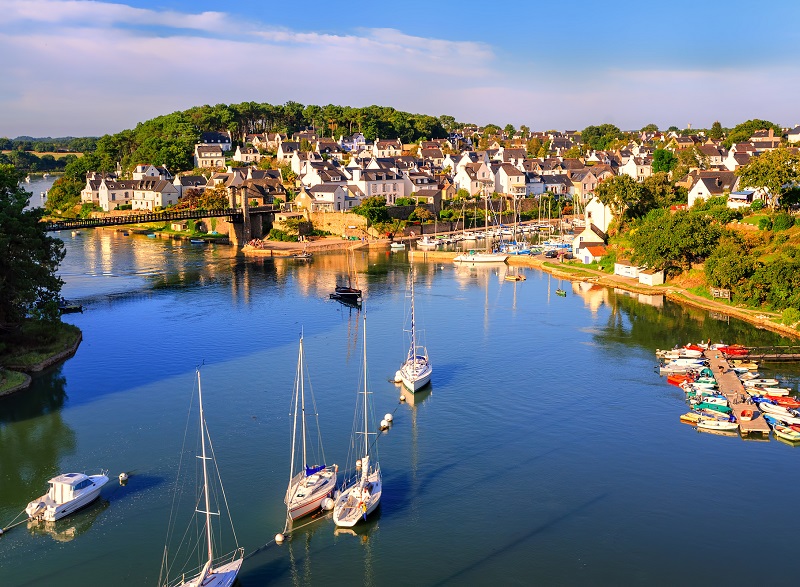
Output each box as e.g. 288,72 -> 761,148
704,350 -> 770,436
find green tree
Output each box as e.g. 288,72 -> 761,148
412,205 -> 434,222
704,236 -> 756,290
642,172 -> 687,208
736,147 -> 800,208
708,121 -> 724,140
352,196 -> 389,224
581,124 -> 622,150
503,124 -> 516,137
629,208 -> 722,272
640,123 -> 659,133
0,164 -> 65,326
594,174 -> 649,220
724,119 -> 781,148
652,149 -> 677,173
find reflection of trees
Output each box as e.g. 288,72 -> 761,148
0,368 -> 76,510
593,290 -> 790,351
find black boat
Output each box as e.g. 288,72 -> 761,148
331,286 -> 362,303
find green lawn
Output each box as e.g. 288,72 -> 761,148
0,321 -> 81,368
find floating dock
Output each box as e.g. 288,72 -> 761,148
704,350 -> 770,436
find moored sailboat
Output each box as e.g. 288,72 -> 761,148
333,313 -> 382,527
159,369 -> 243,587
284,334 -> 337,524
395,256 -> 432,392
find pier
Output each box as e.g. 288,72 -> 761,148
703,350 -> 770,436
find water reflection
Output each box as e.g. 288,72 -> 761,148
26,498 -> 109,542
0,369 -> 76,513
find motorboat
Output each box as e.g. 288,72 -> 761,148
26,472 -> 109,522
389,242 -> 406,250
697,419 -> 739,432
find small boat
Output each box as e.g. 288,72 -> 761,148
680,412 -> 701,424
504,273 -> 526,282
766,396 -> 800,408
739,408 -> 755,421
693,402 -> 732,415
333,313 -> 382,528
756,402 -> 800,423
697,419 -> 739,432
555,288 -> 567,297
416,236 -> 439,248
58,299 -> 84,314
453,250 -> 509,263
332,248 -> 362,303
146,233 -> 156,238
26,472 -> 109,522
284,335 -> 337,522
747,386 -> 790,396
389,242 -> 406,250
189,238 -> 205,244
292,251 -> 313,260
743,378 -> 780,388
773,424 -> 800,442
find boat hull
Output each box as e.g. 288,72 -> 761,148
26,475 -> 109,522
399,358 -> 432,392
285,468 -> 337,521
173,553 -> 244,587
453,252 -> 508,263
333,470 -> 381,528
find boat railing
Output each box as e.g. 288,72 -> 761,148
162,548 -> 244,587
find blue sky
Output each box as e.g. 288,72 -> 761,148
2,0 -> 799,137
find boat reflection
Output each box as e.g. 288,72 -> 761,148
27,498 -> 109,542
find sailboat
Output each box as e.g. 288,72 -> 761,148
331,248 -> 362,303
453,186 -> 508,263
333,313 -> 382,527
159,369 -> 244,587
395,256 -> 432,392
284,335 -> 337,523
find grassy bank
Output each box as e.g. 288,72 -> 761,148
1,320 -> 82,370
0,368 -> 29,395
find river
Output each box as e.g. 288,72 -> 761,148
1,229 -> 799,585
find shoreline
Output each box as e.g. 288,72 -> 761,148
0,329 -> 83,396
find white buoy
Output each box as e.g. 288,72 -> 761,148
119,472 -> 128,484
321,498 -> 335,511
356,459 -> 362,469
384,413 -> 393,423
394,370 -> 403,383
399,394 -> 406,402
275,533 -> 285,544
380,419 -> 389,430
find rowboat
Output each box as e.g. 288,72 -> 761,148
680,412 -> 701,424
747,387 -> 790,396
756,403 -> 800,424
766,396 -> 800,408
743,379 -> 780,388
697,419 -> 739,432
739,408 -> 755,421
773,425 -> 800,442
693,402 -> 732,415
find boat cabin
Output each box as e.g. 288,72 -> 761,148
48,473 -> 93,504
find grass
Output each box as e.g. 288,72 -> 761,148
740,214 -> 768,226
0,321 -> 81,369
0,368 -> 28,394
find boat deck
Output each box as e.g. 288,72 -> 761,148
704,350 -> 770,436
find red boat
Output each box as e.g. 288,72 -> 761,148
718,344 -> 749,357
685,344 -> 704,352
667,374 -> 691,386
767,396 -> 800,408
791,424 -> 800,433
740,408 -> 754,422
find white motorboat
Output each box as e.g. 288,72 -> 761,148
756,402 -> 800,423
159,370 -> 243,587
389,242 -> 406,250
416,236 -> 439,248
333,313 -> 382,527
396,256 -> 432,392
284,335 -> 337,523
743,378 -> 780,388
26,471 -> 109,522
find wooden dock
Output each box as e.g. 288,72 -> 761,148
704,350 -> 770,436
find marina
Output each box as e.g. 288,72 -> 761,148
1,230 -> 800,585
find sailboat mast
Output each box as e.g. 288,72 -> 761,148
300,337 -> 308,468
362,313 -> 369,458
484,183 -> 490,253
409,263 -> 416,372
197,370 -> 214,566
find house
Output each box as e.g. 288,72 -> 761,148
723,150 -> 751,171
524,172 -> 545,196
98,179 -> 137,211
174,175 -> 208,198
238,178 -> 284,206
276,142 -> 300,164
494,163 -> 526,197
454,161 -> 494,196
420,148 -> 444,168
131,178 -> 180,211
233,146 -> 262,164
749,128 -> 781,153
291,151 -> 323,175
697,144 -> 724,168
569,170 -> 598,203
583,198 -> 614,234
687,171 -> 739,207
373,138 -> 403,158
638,269 -> 665,286
294,185 -> 351,212
542,174 -> 572,196
349,167 -> 405,205
619,156 -> 652,182
727,189 -> 758,209
579,244 -> 607,265
339,133 -> 367,152
572,223 -> 606,256
300,161 -> 347,188
787,125 -> 800,144
132,164 -> 172,180
614,259 -> 641,278
198,131 -> 232,151
194,145 -> 224,168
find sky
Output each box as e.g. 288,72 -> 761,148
1,0 -> 799,138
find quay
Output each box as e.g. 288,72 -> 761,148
703,350 -> 770,436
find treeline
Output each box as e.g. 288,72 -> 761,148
0,136 -> 97,153
0,150 -> 79,173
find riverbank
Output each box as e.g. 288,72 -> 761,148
410,248 -> 800,340
0,321 -> 83,396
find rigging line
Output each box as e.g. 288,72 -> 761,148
204,417 -> 239,548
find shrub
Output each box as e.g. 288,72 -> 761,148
268,229 -> 298,242
750,200 -> 764,212
773,212 -> 794,231
758,217 -> 773,231
781,307 -> 800,328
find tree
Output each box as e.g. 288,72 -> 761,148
652,149 -> 677,173
352,196 -> 389,224
642,172 -> 687,208
198,185 -> 229,210
708,121 -> 724,140
503,124 -> 516,137
0,164 -> 65,326
704,236 -> 756,290
411,206 -> 434,222
629,208 -> 722,272
736,147 -> 800,208
724,119 -> 781,148
594,174 -> 648,220
581,124 -> 622,150
640,123 -> 659,133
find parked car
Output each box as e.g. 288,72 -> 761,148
544,250 -> 558,258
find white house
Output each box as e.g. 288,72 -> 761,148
494,163 -> 526,197
454,161 -> 494,196
198,131 -> 232,151
373,138 -> 402,158
618,156 -> 652,182
614,259 -> 641,278
131,179 -> 180,211
349,167 -> 405,204
98,179 -> 136,211
580,244 -> 607,265
583,197 -> 614,234
233,146 -> 262,164
194,145 -> 224,168
132,164 -> 172,180
787,125 -> 800,144
638,269 -> 665,286
295,185 -> 351,212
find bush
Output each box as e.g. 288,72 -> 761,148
750,200 -> 764,212
773,212 -> 794,231
267,229 -> 298,242
758,217 -> 773,231
781,307 -> 800,328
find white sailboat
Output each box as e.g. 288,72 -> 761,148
159,369 -> 243,587
284,335 -> 337,523
454,186 -> 507,263
395,256 -> 432,392
333,313 -> 382,527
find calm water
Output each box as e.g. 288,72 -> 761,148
1,230 -> 799,586
20,176 -> 56,209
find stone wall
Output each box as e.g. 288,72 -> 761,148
308,211 -> 368,237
